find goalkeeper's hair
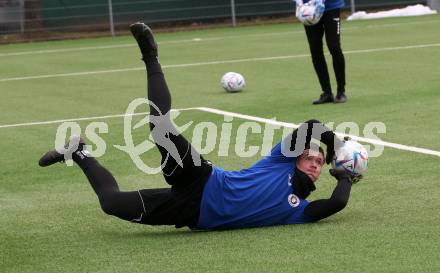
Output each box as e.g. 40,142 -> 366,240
304,142 -> 325,158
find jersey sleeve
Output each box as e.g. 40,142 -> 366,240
259,140 -> 298,165
247,141 -> 297,170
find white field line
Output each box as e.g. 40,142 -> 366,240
0,67 -> 144,82
196,107 -> 440,158
1,106 -> 439,158
0,44 -> 136,57
0,32 -> 301,57
1,42 -> 440,83
0,108 -> 197,129
1,18 -> 438,57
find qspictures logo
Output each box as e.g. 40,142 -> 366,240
53,98 -> 386,174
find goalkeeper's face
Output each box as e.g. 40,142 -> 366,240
296,149 -> 325,182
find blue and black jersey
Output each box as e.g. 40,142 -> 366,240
197,142 -> 314,230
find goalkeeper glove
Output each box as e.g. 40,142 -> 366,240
329,169 -> 363,184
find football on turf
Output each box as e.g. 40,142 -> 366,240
221,72 -> 246,92
332,140 -> 369,176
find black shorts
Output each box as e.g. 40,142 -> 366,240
138,133 -> 213,228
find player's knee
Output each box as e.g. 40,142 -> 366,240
310,45 -> 324,56
328,45 -> 343,56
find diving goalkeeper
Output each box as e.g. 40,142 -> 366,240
38,23 -> 360,230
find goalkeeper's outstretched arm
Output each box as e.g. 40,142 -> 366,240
303,171 -> 353,221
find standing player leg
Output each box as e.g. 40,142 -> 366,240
304,20 -> 334,104
323,8 -> 346,103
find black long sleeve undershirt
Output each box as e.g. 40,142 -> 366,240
304,178 -> 352,221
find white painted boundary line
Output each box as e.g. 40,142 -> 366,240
0,67 -> 144,82
1,106 -> 439,157
0,33 -> 300,57
1,43 -> 440,83
1,18 -> 438,57
196,107 -> 440,158
0,44 -> 136,57
0,54 -> 309,82
0,108 -> 197,129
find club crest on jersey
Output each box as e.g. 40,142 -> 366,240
288,193 -> 300,208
